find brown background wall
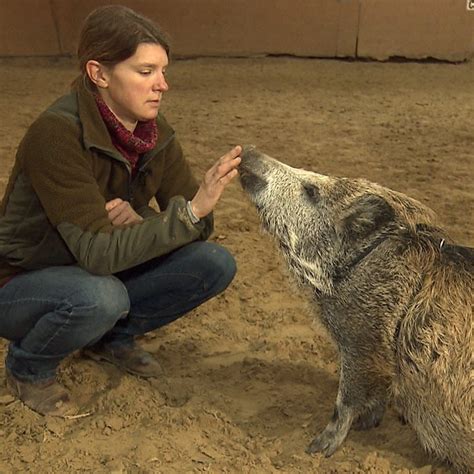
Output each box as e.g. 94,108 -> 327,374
0,0 -> 473,61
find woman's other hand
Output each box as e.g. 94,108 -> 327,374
106,198 -> 144,225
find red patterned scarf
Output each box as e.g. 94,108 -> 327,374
94,94 -> 158,175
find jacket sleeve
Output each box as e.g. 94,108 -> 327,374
135,204 -> 159,219
22,113 -> 207,275
154,135 -> 214,241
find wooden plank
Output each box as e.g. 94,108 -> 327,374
0,0 -> 60,56
53,0 -> 359,58
358,0 -> 474,61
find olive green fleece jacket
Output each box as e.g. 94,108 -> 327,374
0,78 -> 213,285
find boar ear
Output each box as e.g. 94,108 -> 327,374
341,194 -> 395,239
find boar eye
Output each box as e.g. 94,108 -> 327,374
303,184 -> 320,201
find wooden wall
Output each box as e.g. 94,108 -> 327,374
0,0 -> 473,61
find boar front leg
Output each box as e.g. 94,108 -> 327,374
306,352 -> 389,457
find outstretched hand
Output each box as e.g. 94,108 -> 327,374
190,145 -> 242,219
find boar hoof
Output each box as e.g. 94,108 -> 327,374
305,428 -> 344,457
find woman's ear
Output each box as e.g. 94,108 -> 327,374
85,60 -> 109,89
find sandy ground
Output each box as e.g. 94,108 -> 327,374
0,56 -> 472,473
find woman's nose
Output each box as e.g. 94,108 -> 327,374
154,74 -> 169,92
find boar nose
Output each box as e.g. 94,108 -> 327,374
240,144 -> 262,164
239,145 -> 270,181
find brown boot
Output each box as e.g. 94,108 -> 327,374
83,343 -> 162,378
5,369 -> 78,417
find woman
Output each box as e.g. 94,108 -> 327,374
0,5 -> 241,417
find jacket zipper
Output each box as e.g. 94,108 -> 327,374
127,131 -> 176,205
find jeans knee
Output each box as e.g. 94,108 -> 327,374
92,276 -> 130,324
205,243 -> 237,293
71,276 -> 130,329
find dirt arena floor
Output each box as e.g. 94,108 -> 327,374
0,56 -> 472,473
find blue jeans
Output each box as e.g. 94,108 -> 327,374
0,241 -> 236,382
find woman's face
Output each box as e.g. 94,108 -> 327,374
99,43 -> 169,131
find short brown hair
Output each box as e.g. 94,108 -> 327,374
77,5 -> 170,76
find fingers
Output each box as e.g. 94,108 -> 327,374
191,146 -> 242,218
108,200 -> 128,223
214,157 -> 241,183
219,145 -> 242,163
105,198 -> 123,212
106,200 -> 143,225
211,146 -> 242,183
218,168 -> 239,186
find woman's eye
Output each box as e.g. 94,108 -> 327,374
140,70 -> 152,75
303,184 -> 320,201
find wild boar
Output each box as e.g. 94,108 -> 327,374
239,145 -> 473,473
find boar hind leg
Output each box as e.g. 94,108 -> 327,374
307,354 -> 389,457
352,399 -> 386,430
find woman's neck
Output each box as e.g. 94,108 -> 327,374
96,89 -> 137,132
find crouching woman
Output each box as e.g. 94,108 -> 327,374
0,5 -> 240,416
